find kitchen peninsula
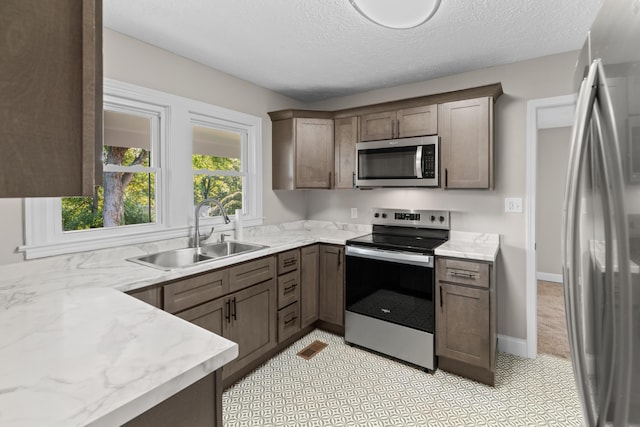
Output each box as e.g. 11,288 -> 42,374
0,221 -> 498,425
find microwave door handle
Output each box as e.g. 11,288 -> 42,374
415,146 -> 423,178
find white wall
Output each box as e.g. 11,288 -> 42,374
306,51 -> 579,341
536,127 -> 572,277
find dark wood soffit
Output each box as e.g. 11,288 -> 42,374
268,83 -> 503,121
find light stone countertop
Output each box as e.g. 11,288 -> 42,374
0,220 -> 496,426
0,220 -> 371,427
434,231 -> 500,262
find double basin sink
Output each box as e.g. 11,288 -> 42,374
128,241 -> 268,270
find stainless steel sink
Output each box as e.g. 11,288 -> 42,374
200,241 -> 265,258
128,242 -> 268,270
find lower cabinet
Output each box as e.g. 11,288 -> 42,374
436,257 -> 496,386
175,279 -> 277,383
126,286 -> 162,308
224,279 -> 277,378
300,245 -> 320,328
318,244 -> 345,328
122,370 -> 222,427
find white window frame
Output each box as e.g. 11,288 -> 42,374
22,79 -> 263,259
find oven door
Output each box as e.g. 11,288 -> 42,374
345,245 -> 435,333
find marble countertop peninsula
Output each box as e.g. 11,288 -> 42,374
0,220 -> 498,426
0,220 -> 371,427
434,231 -> 500,262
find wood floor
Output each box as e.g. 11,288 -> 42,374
537,280 -> 571,359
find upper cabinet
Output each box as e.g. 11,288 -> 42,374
0,0 -> 103,197
439,97 -> 493,189
269,83 -> 502,191
360,105 -> 437,141
270,111 -> 334,190
334,117 -> 358,189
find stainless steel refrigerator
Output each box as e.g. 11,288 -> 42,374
563,0 -> 640,425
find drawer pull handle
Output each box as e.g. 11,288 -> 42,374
232,297 -> 237,321
284,284 -> 298,293
225,299 -> 231,323
449,271 -> 476,279
284,316 -> 298,325
283,259 -> 297,267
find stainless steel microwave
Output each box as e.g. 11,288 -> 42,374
355,136 -> 439,187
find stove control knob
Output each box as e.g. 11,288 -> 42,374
439,216 -> 445,223
381,213 -> 387,219
430,215 -> 436,222
374,212 -> 380,218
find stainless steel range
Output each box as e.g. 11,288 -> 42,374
345,208 -> 450,372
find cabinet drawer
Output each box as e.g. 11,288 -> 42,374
277,270 -> 300,309
277,249 -> 300,274
164,270 -> 229,314
229,256 -> 276,293
437,258 -> 490,289
278,302 -> 301,343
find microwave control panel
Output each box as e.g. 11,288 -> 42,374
423,144 -> 436,179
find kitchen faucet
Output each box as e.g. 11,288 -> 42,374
193,198 -> 231,250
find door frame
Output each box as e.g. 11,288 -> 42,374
525,94 -> 576,358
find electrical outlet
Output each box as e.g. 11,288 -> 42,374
504,197 -> 523,213
350,208 -> 358,219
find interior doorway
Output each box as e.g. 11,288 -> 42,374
536,126 -> 572,359
525,95 -> 575,358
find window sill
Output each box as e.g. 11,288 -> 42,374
20,217 -> 264,260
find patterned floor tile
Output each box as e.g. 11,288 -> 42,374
223,329 -> 582,426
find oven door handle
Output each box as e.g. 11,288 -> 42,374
345,245 -> 433,267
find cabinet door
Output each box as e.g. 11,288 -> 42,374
300,245 -> 319,328
295,118 -> 334,188
439,97 -> 492,189
224,279 -> 277,379
175,298 -> 226,337
0,0 -> 102,197
318,245 -> 345,326
436,282 -> 490,369
334,117 -> 358,189
359,111 -> 397,141
397,105 -> 437,138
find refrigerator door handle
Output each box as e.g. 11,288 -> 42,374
563,59 -> 599,427
591,106 -> 617,423
593,59 -> 633,427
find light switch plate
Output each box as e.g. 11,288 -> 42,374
505,197 -> 523,213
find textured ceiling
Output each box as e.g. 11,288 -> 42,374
104,0 -> 603,102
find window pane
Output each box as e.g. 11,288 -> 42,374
61,172 -> 156,231
192,125 -> 241,172
104,110 -> 152,166
193,174 -> 242,214
62,109 -> 158,232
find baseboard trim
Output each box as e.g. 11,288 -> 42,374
536,272 -> 563,283
498,334 -> 528,358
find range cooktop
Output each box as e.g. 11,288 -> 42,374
346,208 -> 451,254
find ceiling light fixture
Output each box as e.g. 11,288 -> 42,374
349,0 -> 441,29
